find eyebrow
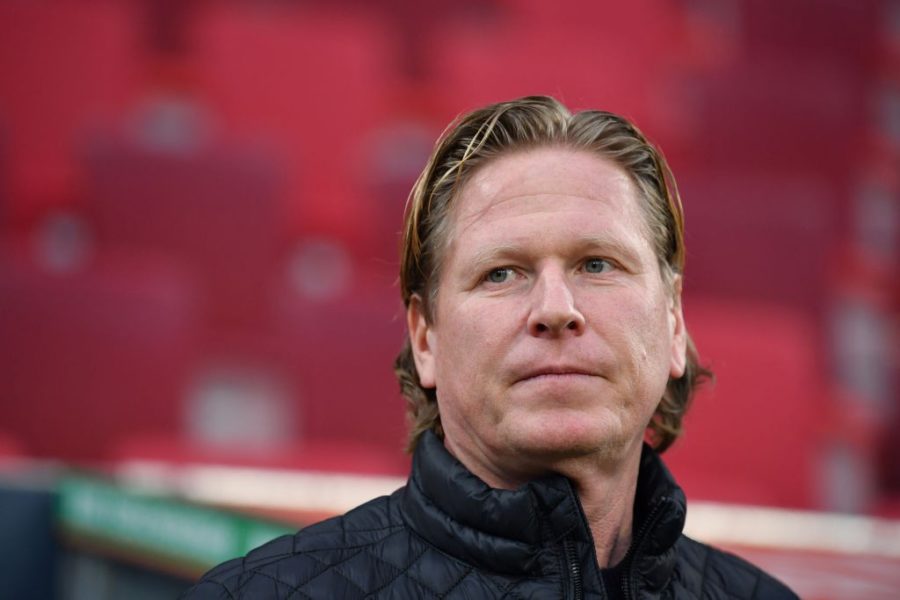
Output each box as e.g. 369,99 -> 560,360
462,244 -> 521,273
573,235 -> 645,264
463,234 -> 645,272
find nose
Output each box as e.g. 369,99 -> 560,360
527,268 -> 586,337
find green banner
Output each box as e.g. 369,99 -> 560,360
57,474 -> 296,570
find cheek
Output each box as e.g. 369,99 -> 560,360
433,303 -> 511,390
432,307 -> 481,381
637,306 -> 678,397
605,291 -> 673,370
432,320 -> 503,430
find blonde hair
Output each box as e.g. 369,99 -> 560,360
395,96 -> 710,453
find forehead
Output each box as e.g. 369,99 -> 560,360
448,147 -> 651,249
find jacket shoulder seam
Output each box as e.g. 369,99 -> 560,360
297,523 -> 405,544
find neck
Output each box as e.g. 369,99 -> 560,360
570,450 -> 640,567
444,435 -> 644,569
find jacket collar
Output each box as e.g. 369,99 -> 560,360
400,430 -> 686,589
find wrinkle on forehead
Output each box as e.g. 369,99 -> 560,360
448,148 -> 647,244
467,148 -> 634,205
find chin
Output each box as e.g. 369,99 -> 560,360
502,411 -> 627,460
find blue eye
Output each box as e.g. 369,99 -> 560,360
486,267 -> 514,283
584,258 -> 611,273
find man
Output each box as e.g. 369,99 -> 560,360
183,96 -> 798,598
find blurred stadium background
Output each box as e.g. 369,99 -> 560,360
0,0 -> 898,598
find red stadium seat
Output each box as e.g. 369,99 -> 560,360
665,297 -> 829,508
191,2 -> 401,245
0,125 -> 7,230
82,134 -> 287,330
423,0 -> 684,136
266,288 -> 409,452
0,244 -> 200,462
0,0 -> 140,223
677,170 -> 841,313
676,53 -> 867,175
0,432 -> 26,461
741,0 -> 880,68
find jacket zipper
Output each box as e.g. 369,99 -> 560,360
620,498 -> 667,599
563,538 -> 583,600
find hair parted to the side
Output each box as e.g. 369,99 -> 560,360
395,95 -> 711,454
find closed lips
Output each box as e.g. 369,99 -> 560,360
517,367 -> 599,382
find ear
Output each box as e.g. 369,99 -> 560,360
668,275 -> 687,379
407,294 -> 436,388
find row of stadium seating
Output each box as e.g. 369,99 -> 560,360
0,238 -> 841,509
0,0 -> 896,513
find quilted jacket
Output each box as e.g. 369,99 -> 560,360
182,431 -> 798,599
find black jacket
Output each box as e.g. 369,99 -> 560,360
182,431 -> 798,598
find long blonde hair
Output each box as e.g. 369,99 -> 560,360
395,95 -> 710,453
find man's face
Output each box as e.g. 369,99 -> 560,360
408,147 -> 686,481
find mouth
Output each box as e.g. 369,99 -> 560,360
515,366 -> 600,384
